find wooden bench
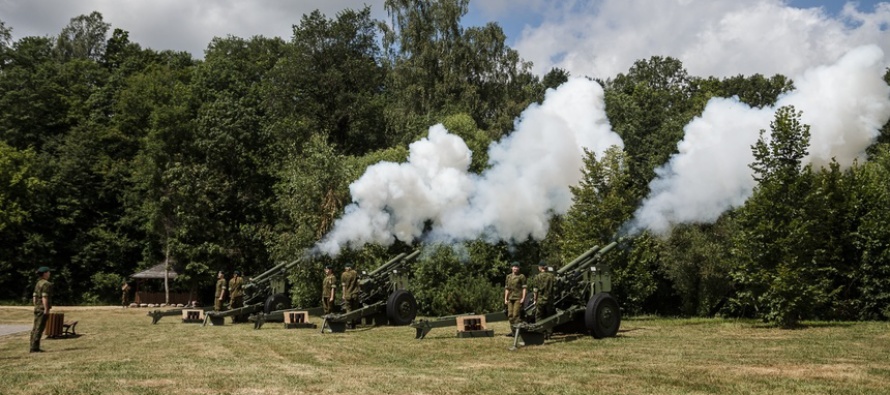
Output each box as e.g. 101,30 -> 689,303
62,320 -> 78,336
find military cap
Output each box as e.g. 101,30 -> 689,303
234,270 -> 241,275
344,262 -> 353,268
537,261 -> 548,268
36,266 -> 51,274
324,265 -> 332,270
510,262 -> 520,268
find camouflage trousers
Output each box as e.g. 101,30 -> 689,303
30,310 -> 47,351
214,297 -> 224,312
322,297 -> 334,315
506,299 -> 524,325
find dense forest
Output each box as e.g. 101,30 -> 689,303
1,0 -> 889,327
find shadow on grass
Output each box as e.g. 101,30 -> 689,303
45,334 -> 82,340
751,321 -> 858,330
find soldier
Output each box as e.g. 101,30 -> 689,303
30,266 -> 52,353
321,265 -> 337,315
214,271 -> 227,311
229,270 -> 244,322
533,262 -> 556,323
121,281 -> 131,308
504,262 -> 527,326
340,263 -> 359,328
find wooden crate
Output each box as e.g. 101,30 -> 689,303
181,309 -> 204,323
455,315 -> 494,338
284,311 -> 316,329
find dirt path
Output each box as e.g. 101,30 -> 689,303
0,324 -> 30,337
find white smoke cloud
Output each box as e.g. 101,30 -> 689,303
315,78 -> 622,255
514,0 -> 890,79
629,45 -> 890,235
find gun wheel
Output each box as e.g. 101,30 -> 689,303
585,293 -> 621,339
264,293 -> 291,314
386,290 -> 418,326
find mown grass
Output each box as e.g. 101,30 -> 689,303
0,307 -> 888,395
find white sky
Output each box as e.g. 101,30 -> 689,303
1,0 -> 888,79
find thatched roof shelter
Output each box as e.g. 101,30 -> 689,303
128,262 -> 191,305
130,263 -> 178,279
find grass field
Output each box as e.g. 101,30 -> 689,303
0,306 -> 888,395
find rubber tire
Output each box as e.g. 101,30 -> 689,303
386,290 -> 418,326
585,293 -> 620,339
264,293 -> 291,314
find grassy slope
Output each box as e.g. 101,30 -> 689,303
0,306 -> 888,395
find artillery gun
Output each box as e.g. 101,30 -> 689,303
509,241 -> 620,348
321,250 -> 421,333
201,258 -> 307,326
410,242 -> 620,347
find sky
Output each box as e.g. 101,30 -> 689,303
0,0 -> 887,80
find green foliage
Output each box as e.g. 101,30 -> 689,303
80,271 -> 125,305
381,0 -> 540,137
54,12 -> 110,62
411,242 -> 507,316
732,106 -> 825,327
561,147 -> 635,253
846,146 -> 890,319
658,221 -> 736,316
558,147 -> 660,313
0,143 -> 44,232
615,234 -> 661,315
604,57 -> 698,202
264,7 -> 387,155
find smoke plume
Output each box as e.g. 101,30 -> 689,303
315,78 -> 622,256
629,45 -> 890,235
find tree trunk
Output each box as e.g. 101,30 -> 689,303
164,243 -> 170,305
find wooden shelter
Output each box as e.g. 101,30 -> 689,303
130,263 -> 191,305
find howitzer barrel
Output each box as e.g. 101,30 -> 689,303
252,258 -> 303,283
557,245 -> 601,275
366,252 -> 405,277
568,241 -> 619,273
366,250 -> 419,277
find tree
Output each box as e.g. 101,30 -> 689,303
658,221 -> 736,316
265,8 -> 387,155
558,146 -> 656,313
733,106 -> 824,327
846,147 -> 890,319
55,12 -> 110,62
380,0 -> 539,139
0,142 -> 49,300
0,19 -> 11,60
603,56 -> 697,200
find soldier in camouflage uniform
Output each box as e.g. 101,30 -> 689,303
30,266 -> 52,353
228,270 -> 244,322
504,262 -> 527,326
533,262 -> 556,323
121,281 -> 131,308
322,265 -> 337,315
214,271 -> 227,311
340,263 -> 359,328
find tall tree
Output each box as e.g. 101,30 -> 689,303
380,0 -> 539,139
603,56 -> 697,199
733,106 -> 823,327
55,12 -> 110,62
265,7 -> 387,155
